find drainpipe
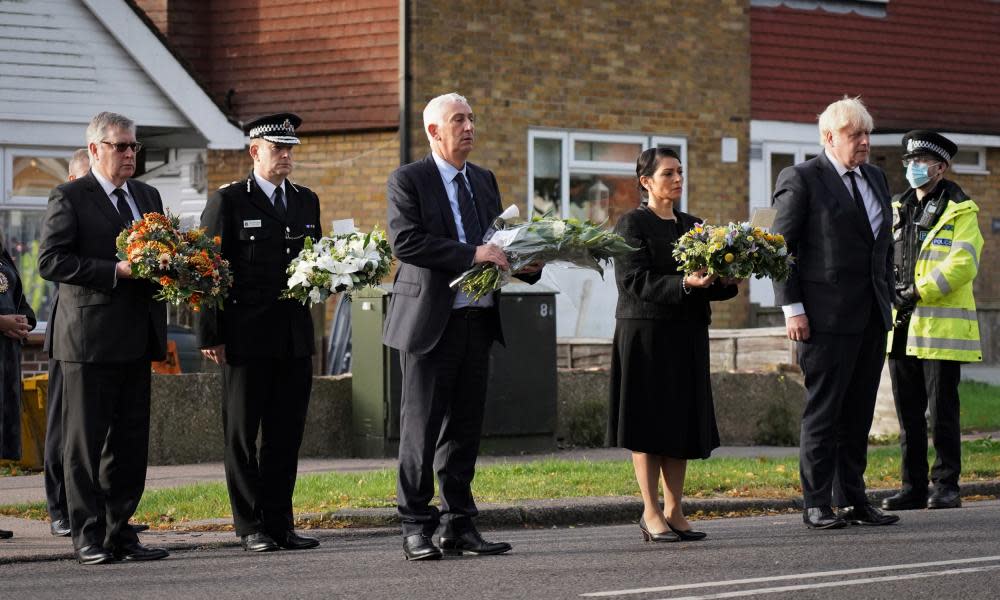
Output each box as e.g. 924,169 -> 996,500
398,0 -> 410,166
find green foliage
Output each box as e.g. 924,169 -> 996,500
959,381 -> 1000,433
561,398 -> 607,447
16,240 -> 46,312
753,403 -> 799,446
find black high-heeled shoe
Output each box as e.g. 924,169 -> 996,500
639,518 -> 680,543
666,521 -> 707,541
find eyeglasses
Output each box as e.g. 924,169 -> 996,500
101,140 -> 143,153
901,157 -> 939,168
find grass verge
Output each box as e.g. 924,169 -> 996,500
2,438 -> 997,527
959,380 -> 1000,433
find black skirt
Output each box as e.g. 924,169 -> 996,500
607,317 -> 719,459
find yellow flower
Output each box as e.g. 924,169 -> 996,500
724,253 -> 735,263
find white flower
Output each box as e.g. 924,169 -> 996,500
550,220 -> 566,239
308,287 -> 322,304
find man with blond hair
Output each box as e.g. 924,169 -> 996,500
772,97 -> 899,530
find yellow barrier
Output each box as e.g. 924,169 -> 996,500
20,374 -> 49,469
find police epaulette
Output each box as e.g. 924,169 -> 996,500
219,181 -> 239,189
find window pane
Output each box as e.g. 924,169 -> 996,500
568,173 -> 640,228
533,138 -> 561,217
574,140 -> 642,163
13,156 -> 69,197
0,209 -> 56,321
952,148 -> 980,165
769,153 -> 795,197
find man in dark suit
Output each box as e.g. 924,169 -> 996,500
197,113 -> 323,553
384,92 -> 540,561
44,148 -> 90,538
772,97 -> 899,530
39,112 -> 169,564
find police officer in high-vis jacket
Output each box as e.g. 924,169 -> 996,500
197,113 -> 323,551
882,131 -> 984,512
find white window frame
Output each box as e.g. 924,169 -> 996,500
3,147 -> 75,208
950,146 -> 988,175
761,142 -> 822,207
527,129 -> 689,217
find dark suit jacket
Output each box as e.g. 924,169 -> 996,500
38,172 -> 167,363
196,172 -> 322,362
383,154 -> 529,355
771,153 -> 894,334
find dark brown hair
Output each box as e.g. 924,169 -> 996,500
636,147 -> 681,200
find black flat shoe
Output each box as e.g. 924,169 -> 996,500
274,529 -> 320,550
113,542 -> 169,561
927,489 -> 962,509
50,519 -> 71,537
130,523 -> 150,533
76,544 -> 115,565
403,534 -> 442,561
241,532 -> 279,553
438,529 -> 512,556
803,506 -> 847,529
838,503 -> 900,526
882,490 -> 927,511
667,521 -> 707,541
0,528 -> 13,539
639,518 -> 680,543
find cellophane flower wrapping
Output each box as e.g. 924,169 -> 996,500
450,206 -> 637,301
115,212 -> 232,311
283,228 -> 393,306
672,221 -> 793,281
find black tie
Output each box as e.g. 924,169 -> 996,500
273,186 -> 287,221
455,172 -> 482,245
845,171 -> 871,231
112,188 -> 132,226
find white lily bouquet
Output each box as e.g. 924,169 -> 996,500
450,206 -> 637,301
282,222 -> 393,306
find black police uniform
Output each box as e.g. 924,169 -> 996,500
196,119 -> 323,540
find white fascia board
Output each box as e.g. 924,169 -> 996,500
754,120 -> 1000,148
80,0 -> 245,149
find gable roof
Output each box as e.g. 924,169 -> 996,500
751,0 -> 1000,133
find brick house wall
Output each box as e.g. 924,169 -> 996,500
406,0 -> 753,327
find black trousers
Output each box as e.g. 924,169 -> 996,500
888,348 -> 962,495
61,360 -> 150,550
797,306 -> 887,508
44,358 -> 67,522
222,356 -> 312,537
396,309 -> 493,538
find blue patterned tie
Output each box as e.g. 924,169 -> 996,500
454,172 -> 482,245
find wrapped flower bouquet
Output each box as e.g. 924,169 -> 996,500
283,227 -> 393,306
450,206 -> 637,301
672,221 -> 792,281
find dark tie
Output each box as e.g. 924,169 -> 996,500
454,172 -> 482,245
112,188 -> 132,226
845,171 -> 871,232
273,186 -> 287,221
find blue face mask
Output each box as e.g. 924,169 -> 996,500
905,161 -> 932,189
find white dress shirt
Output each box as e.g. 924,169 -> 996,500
431,152 -> 493,309
252,171 -> 286,206
92,168 -> 140,222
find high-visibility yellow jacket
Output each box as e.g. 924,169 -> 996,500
888,193 -> 983,362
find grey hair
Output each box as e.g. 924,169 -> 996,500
817,96 -> 873,145
422,92 -> 470,143
68,148 -> 90,178
85,111 -> 136,146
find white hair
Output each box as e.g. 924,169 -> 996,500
817,96 -> 873,145
85,111 -> 136,147
422,92 -> 470,143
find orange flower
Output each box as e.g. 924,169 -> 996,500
159,276 -> 174,286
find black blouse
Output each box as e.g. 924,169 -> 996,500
612,205 -> 737,323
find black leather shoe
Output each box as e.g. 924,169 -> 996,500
0,528 -> 13,539
241,532 -> 279,552
639,518 -> 680,543
50,519 -> 72,537
803,506 -> 847,529
881,490 -> 927,511
839,503 -> 900,526
76,544 -> 115,565
438,529 -> 512,556
114,541 -> 169,561
274,529 -> 320,550
130,523 -> 150,533
403,534 -> 442,561
928,489 -> 962,509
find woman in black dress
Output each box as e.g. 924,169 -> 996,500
0,234 -> 37,539
608,147 -> 739,542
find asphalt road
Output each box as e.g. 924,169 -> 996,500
2,501 -> 999,600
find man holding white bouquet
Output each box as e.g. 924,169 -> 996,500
384,92 -> 541,561
197,113 -> 323,553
